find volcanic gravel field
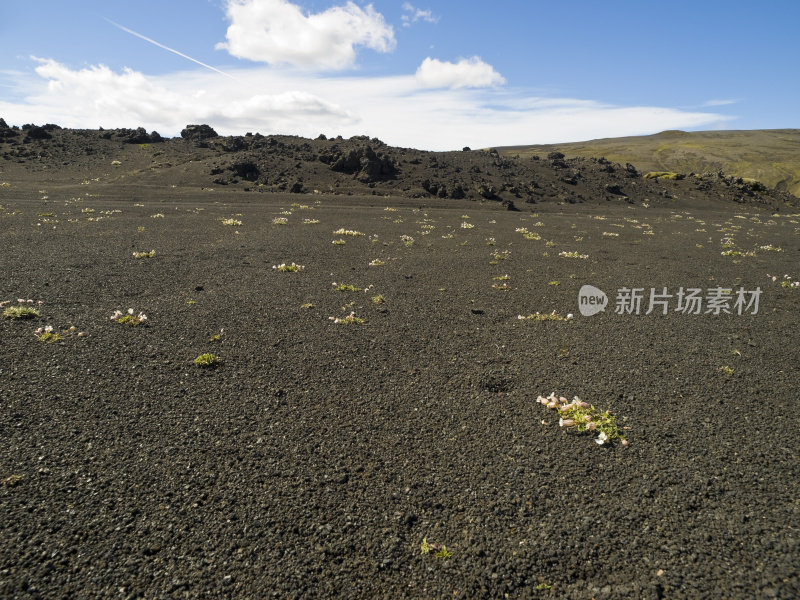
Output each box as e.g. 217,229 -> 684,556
1,126 -> 799,598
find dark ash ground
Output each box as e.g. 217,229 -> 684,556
1,126 -> 799,599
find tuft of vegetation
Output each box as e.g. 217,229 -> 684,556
537,394 -> 627,446
110,308 -> 147,326
194,353 -> 218,367
329,312 -> 364,325
132,249 -> 156,259
643,171 -> 683,180
2,474 -> 23,487
273,262 -> 305,272
420,538 -> 453,560
3,305 -> 41,320
333,283 -> 360,292
518,311 -> 573,322
332,228 -> 364,236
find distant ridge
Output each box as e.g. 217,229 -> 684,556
498,129 -> 800,197
0,120 -> 797,210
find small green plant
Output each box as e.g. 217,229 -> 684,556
537,393 -> 627,446
303,218 -> 320,224
300,302 -> 314,309
110,308 -> 147,326
210,329 -> 224,342
559,250 -> 589,259
371,294 -> 386,304
333,228 -> 364,236
34,325 -> 62,343
368,258 -> 385,266
272,217 -> 288,225
273,262 -> 305,272
221,217 -> 242,226
1,474 -> 23,487
132,249 -> 155,259
329,312 -> 364,324
493,274 -> 510,281
549,280 -> 560,286
420,538 -> 453,560
400,234 -> 415,246
333,282 -> 360,292
194,353 -> 218,367
518,311 -> 573,322
719,365 -> 734,375
643,171 -> 682,180
2,300 -> 41,320
332,239 -> 346,245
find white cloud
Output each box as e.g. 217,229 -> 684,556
216,0 -> 395,70
702,99 -> 737,107
1,58 -> 733,151
401,2 -> 439,27
415,56 -> 505,89
4,58 -> 354,134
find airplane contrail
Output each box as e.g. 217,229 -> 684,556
104,18 -> 240,82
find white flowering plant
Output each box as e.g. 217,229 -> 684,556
329,312 -> 364,324
110,308 -> 148,326
537,393 -> 627,446
518,311 -> 573,322
2,299 -> 43,319
559,250 -> 589,259
333,228 -> 364,236
132,249 -> 155,259
35,325 -> 85,343
273,262 -> 305,272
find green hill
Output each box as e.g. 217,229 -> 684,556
499,129 -> 800,197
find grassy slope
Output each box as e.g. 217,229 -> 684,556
498,129 -> 800,197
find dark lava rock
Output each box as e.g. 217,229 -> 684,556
229,159 -> 260,182
181,124 -> 218,141
329,146 -> 397,183
114,127 -> 163,144
23,124 -> 58,141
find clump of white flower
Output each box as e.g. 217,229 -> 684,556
110,308 -> 147,326
272,263 -> 304,272
559,251 -> 589,259
536,393 -> 627,446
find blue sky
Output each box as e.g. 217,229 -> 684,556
1,1 -> 798,149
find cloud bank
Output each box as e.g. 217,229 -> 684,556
0,58 -> 732,150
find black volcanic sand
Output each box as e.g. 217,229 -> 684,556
1,186 -> 799,599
